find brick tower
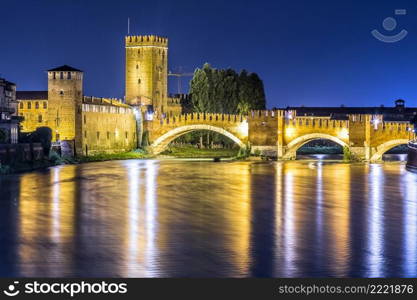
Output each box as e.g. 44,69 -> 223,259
47,65 -> 83,142
125,35 -> 168,115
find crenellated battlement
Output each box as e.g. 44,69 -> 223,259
286,117 -> 349,129
125,35 -> 168,47
374,121 -> 410,133
153,113 -> 247,125
249,110 -> 279,120
83,96 -> 130,108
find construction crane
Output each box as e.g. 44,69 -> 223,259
168,67 -> 193,94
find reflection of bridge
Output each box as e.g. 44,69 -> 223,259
144,110 -> 415,161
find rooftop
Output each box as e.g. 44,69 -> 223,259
47,65 -> 83,72
16,91 -> 48,100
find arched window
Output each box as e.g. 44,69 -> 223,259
38,115 -> 42,123
19,102 -> 23,109
27,102 -> 31,109
43,102 -> 47,109
35,102 -> 39,109
68,72 -> 71,79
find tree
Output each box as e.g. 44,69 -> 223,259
186,64 -> 267,148
31,127 -> 52,156
189,63 -> 266,114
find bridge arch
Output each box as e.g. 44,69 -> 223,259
148,124 -> 246,154
283,133 -> 349,159
370,139 -> 409,162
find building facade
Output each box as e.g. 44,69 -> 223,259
15,34 -> 182,156
17,66 -> 137,156
0,78 -> 19,143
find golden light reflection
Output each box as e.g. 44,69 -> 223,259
402,171 -> 417,277
231,163 -> 251,275
367,164 -> 385,277
123,160 -> 159,277
282,166 -> 296,277
325,164 -> 351,276
18,166 -> 75,276
144,160 -> 158,277
125,161 -> 141,276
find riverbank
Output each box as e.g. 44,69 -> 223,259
0,150 -> 151,175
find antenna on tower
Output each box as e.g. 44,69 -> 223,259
127,17 -> 130,35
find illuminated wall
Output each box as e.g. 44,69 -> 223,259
125,35 -> 168,114
17,99 -> 48,132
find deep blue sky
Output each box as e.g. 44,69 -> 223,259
1,0 -> 417,108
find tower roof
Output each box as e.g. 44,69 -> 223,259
47,65 -> 83,72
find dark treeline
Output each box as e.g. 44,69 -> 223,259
189,63 -> 266,114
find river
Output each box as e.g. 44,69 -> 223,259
0,158 -> 416,277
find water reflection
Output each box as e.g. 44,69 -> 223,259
366,165 -> 385,277
402,172 -> 417,277
0,160 -> 417,277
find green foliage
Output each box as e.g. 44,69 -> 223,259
49,150 -> 65,165
172,130 -> 236,149
76,151 -> 149,163
0,129 -> 7,143
297,146 -> 343,155
236,144 -> 251,159
189,63 -> 266,114
22,127 -> 52,156
343,146 -> 355,161
161,145 -> 238,158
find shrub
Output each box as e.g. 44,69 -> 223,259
31,127 -> 52,156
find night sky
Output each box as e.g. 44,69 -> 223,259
1,0 -> 417,108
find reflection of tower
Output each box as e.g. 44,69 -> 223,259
125,35 -> 168,114
47,65 -> 83,142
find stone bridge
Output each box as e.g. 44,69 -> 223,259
143,113 -> 249,154
143,110 -> 415,161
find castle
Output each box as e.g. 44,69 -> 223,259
17,35 -> 182,156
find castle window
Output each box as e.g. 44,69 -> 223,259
19,102 -> 23,109
97,132 -> 100,140
38,115 -> 42,123
27,102 -> 31,109
136,64 -> 139,69
68,72 -> 71,79
53,72 -> 56,79
60,72 -> 63,79
107,132 -> 110,139
138,78 -> 141,84
35,102 -> 39,109
125,132 -> 128,139
59,90 -> 64,96
83,115 -> 86,124
84,131 -> 87,138
43,102 -> 47,109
